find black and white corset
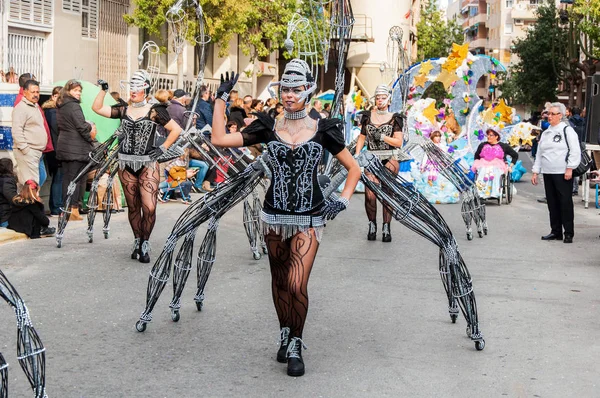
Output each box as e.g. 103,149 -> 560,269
241,113 -> 346,241
110,104 -> 172,171
360,111 -> 404,152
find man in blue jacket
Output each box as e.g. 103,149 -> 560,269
194,85 -> 213,130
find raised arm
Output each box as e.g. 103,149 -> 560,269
212,72 -> 244,148
92,80 -> 113,118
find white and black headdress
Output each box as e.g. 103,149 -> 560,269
120,70 -> 151,95
268,58 -> 317,104
373,84 -> 392,105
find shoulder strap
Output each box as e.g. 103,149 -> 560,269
563,126 -> 570,163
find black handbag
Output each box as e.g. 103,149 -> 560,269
563,127 -> 592,177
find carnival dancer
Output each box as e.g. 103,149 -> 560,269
211,59 -> 360,377
354,84 -> 404,242
92,71 -> 182,263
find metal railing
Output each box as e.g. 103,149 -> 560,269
155,73 -> 220,94
6,33 -> 45,83
351,14 -> 374,42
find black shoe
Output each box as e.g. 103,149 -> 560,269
277,327 -> 290,363
138,240 -> 151,263
40,226 -> 56,237
563,236 -> 573,243
287,337 -> 306,377
537,197 -> 547,204
131,238 -> 141,260
572,191 -> 579,196
367,222 -> 377,241
541,233 -> 563,241
79,207 -> 89,215
382,223 -> 392,243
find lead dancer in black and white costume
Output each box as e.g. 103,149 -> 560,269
92,71 -> 182,263
212,59 -> 361,377
354,84 -> 404,242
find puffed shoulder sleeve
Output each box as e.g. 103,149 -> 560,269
320,118 -> 346,156
150,104 -> 172,127
110,105 -> 125,119
359,112 -> 370,136
241,113 -> 275,146
392,113 -> 404,132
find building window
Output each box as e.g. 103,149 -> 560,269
7,33 -> 45,82
514,19 -> 523,25
505,23 -> 513,34
9,0 -> 53,29
529,0 -> 540,5
63,0 -> 81,13
81,0 -> 98,39
506,0 -> 513,7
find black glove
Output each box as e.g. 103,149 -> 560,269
97,79 -> 109,92
320,197 -> 349,220
148,144 -> 167,161
216,71 -> 239,102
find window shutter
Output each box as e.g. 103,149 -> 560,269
63,0 -> 81,14
9,0 -> 53,28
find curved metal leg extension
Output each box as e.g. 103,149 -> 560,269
55,182 -> 75,248
252,191 -> 267,255
243,199 -> 260,260
0,270 -> 48,397
86,179 -> 100,243
102,164 -> 120,239
168,229 -> 198,322
194,217 -> 219,311
0,352 -> 7,398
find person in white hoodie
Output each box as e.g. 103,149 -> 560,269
531,102 -> 581,243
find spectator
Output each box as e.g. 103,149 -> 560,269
183,92 -> 193,109
168,89 -> 191,129
1,67 -> 18,84
56,79 -> 97,221
11,80 -> 48,186
42,86 -> 64,216
322,102 -> 331,118
251,99 -> 264,114
228,98 -> 247,129
568,106 -> 586,196
159,152 -> 194,203
268,102 -> 284,119
531,102 -> 581,244
0,158 -> 16,227
154,89 -> 172,104
242,95 -> 253,116
195,85 -> 213,129
309,100 -> 323,120
7,178 -> 55,238
264,98 -> 276,113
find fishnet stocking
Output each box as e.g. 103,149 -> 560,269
119,166 -> 160,241
265,229 -> 320,338
364,159 -> 399,223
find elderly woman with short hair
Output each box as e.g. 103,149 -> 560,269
531,102 -> 581,243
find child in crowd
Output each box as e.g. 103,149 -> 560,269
0,158 -> 16,227
6,176 -> 55,238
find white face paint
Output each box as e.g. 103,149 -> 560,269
281,86 -> 307,112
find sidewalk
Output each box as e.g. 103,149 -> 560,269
0,226 -> 26,244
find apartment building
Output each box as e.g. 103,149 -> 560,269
0,0 -> 277,98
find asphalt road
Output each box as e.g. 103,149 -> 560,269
1,158 -> 599,397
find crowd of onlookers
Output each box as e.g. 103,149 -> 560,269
0,72 -> 328,238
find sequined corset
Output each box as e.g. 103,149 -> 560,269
366,123 -> 394,151
263,140 -> 324,213
117,116 -> 159,171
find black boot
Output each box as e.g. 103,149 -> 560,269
287,337 -> 306,377
131,238 -> 141,260
382,223 -> 392,242
367,221 -> 377,241
277,327 -> 290,363
138,240 -> 151,264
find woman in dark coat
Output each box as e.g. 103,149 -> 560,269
43,86 -> 63,215
0,158 -> 15,227
56,80 -> 97,220
7,179 -> 55,238
227,98 -> 247,129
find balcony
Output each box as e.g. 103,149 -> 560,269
467,38 -> 487,49
155,73 -> 220,94
462,12 -> 487,29
511,2 -> 538,20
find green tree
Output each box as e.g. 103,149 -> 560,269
416,1 -> 464,61
124,0 -> 299,61
505,1 -> 567,110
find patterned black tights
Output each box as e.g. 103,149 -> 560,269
265,229 -> 320,338
364,159 -> 399,224
119,166 -> 159,241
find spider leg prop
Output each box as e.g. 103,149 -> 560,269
56,136 -> 120,248
412,140 -> 488,241
0,270 -> 47,397
101,162 -> 120,240
193,217 -> 219,311
85,153 -> 119,243
135,161 -> 266,332
357,153 -> 485,350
